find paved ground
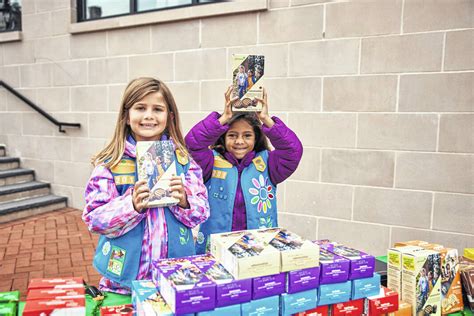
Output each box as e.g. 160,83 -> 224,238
0,208 -> 101,300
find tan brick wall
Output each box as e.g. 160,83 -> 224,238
0,0 -> 472,255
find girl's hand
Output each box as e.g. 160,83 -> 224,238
218,86 -> 238,125
255,89 -> 274,128
132,180 -> 150,212
170,175 -> 190,209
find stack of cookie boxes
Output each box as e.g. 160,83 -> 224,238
212,228 -> 320,315
22,277 -> 86,316
387,240 -> 464,316
134,228 -> 390,315
297,240 -> 396,316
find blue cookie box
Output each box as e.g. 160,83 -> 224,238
318,281 -> 352,306
241,295 -> 280,316
197,304 -> 241,316
280,289 -> 318,316
351,273 -> 381,300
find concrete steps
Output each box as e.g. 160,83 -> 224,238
0,157 -> 20,170
0,168 -> 35,185
0,144 -> 68,224
0,181 -> 51,203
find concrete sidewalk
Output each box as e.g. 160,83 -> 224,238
0,208 -> 101,300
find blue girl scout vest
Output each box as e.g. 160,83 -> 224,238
196,150 -> 278,254
92,150 -> 195,288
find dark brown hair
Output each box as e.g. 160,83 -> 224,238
213,112 -> 270,156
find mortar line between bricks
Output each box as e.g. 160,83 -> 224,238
0,208 -> 101,299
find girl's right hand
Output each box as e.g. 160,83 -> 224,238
132,180 -> 150,212
218,86 -> 238,125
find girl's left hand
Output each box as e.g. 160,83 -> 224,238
255,89 -> 274,128
170,175 -> 190,209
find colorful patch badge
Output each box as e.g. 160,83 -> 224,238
259,216 -> 273,228
179,226 -> 190,245
111,159 -> 136,185
197,232 -> 205,245
113,175 -> 135,185
107,246 -> 126,276
252,156 -> 266,172
214,156 -> 233,168
102,241 -> 111,256
249,174 -> 274,213
111,159 -> 135,173
176,149 -> 189,165
212,169 -> 227,179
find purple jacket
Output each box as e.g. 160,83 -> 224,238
185,112 -> 303,231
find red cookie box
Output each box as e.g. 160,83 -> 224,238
23,297 -> 85,316
27,287 -> 85,301
364,286 -> 399,315
332,299 -> 364,316
293,305 -> 329,316
100,304 -> 136,315
27,277 -> 84,292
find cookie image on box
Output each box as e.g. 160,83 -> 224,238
231,54 -> 265,112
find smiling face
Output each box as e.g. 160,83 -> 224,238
127,91 -> 168,142
225,119 -> 256,159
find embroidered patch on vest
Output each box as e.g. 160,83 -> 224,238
259,216 -> 274,228
176,149 -> 189,165
249,174 -> 274,213
107,246 -> 126,276
102,241 -> 111,256
179,226 -> 190,245
113,175 -> 135,185
111,159 -> 135,174
212,169 -> 227,179
252,156 -> 266,172
111,159 -> 136,185
214,156 -> 233,169
197,231 -> 205,244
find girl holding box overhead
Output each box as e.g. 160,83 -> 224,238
185,87 -> 303,254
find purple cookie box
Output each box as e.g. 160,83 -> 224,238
216,278 -> 252,307
191,254 -> 252,307
155,258 -> 216,314
313,239 -> 334,251
328,245 -> 375,280
252,272 -> 286,300
173,287 -> 215,314
319,248 -> 350,284
286,266 -> 320,294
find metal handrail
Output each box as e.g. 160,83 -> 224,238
0,80 -> 81,133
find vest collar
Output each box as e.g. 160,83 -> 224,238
224,151 -> 256,172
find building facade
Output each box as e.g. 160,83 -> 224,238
0,0 -> 473,255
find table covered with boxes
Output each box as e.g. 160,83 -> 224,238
1,227 -> 473,316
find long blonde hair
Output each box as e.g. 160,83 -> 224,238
92,77 -> 188,168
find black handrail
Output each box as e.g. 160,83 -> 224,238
0,80 -> 81,133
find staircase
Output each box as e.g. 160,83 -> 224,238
0,144 -> 67,223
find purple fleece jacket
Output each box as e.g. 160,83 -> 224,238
185,111 -> 303,231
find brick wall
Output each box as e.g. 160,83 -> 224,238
0,0 -> 472,255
